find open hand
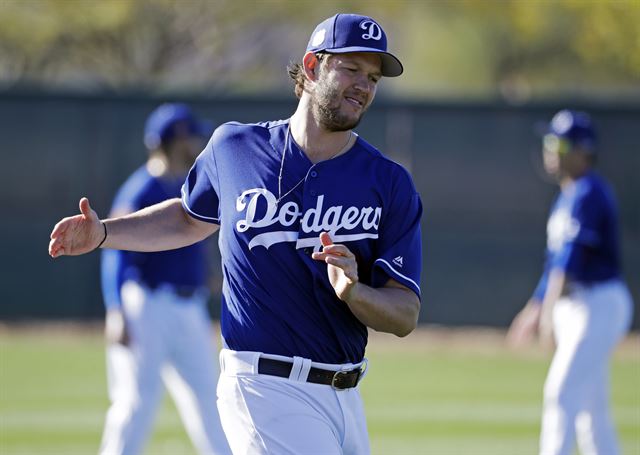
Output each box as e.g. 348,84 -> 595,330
49,197 -> 104,258
311,232 -> 359,301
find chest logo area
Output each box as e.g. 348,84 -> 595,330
236,188 -> 381,250
547,209 -> 580,252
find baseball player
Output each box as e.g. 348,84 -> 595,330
49,13 -> 422,454
507,110 -> 633,455
99,103 -> 230,455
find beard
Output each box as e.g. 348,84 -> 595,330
312,77 -> 367,132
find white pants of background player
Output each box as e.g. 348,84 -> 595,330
217,349 -> 370,455
99,281 -> 230,455
540,279 -> 633,455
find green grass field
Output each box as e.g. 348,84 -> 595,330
0,326 -> 638,455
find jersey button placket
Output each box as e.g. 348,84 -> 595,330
309,168 -> 319,196
300,173 -> 319,246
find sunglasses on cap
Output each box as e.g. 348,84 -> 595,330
543,134 -> 572,156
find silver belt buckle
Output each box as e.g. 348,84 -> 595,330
331,369 -> 350,390
331,360 -> 368,390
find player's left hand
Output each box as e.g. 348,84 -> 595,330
506,300 -> 541,347
312,232 -> 359,301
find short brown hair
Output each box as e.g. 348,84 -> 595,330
287,53 -> 328,99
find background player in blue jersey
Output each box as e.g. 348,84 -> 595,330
99,104 -> 229,455
49,14 -> 421,454
507,110 -> 633,455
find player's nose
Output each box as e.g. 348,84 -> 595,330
352,76 -> 373,94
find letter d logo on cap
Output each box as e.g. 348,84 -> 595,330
360,20 -> 382,40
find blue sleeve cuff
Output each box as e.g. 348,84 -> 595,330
531,269 -> 549,302
372,258 -> 421,299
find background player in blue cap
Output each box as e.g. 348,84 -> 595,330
99,103 -> 230,455
49,13 -> 421,454
507,110 -> 633,455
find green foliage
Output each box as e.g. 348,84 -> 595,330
0,0 -> 638,99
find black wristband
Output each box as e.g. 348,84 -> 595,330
97,221 -> 108,249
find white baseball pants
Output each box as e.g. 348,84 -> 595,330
217,349 -> 371,454
540,280 -> 633,455
99,281 -> 230,455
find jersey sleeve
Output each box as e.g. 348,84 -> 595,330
551,187 -> 601,277
101,249 -> 125,309
181,136 -> 221,224
370,169 -> 423,298
531,266 -> 549,302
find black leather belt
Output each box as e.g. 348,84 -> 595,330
257,358 -> 364,390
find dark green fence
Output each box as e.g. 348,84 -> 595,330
1,90 -> 638,327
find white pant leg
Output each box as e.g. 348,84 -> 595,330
575,283 -> 633,455
575,368 -> 619,455
100,283 -> 166,455
540,281 -> 633,455
217,350 -> 370,455
162,294 -> 230,454
337,386 -> 371,455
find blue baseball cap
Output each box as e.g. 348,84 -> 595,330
547,109 -> 597,151
306,13 -> 403,77
143,103 -> 206,150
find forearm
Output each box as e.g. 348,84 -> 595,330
102,198 -> 217,252
537,268 -> 567,345
344,281 -> 420,337
540,269 -> 566,314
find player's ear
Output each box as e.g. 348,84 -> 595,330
303,52 -> 321,82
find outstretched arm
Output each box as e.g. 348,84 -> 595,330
49,197 -> 218,258
312,232 -> 420,337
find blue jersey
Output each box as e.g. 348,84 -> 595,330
533,171 -> 622,301
182,120 -> 422,364
101,166 -> 207,309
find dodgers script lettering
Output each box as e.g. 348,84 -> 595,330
235,189 -> 382,250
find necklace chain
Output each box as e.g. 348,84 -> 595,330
276,123 -> 353,206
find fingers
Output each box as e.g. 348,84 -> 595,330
50,216 -> 70,239
322,244 -> 355,257
312,233 -> 355,262
79,197 -> 96,220
311,245 -> 354,260
314,232 -> 354,257
49,222 -> 71,257
324,255 -> 358,281
51,197 -> 89,242
50,197 -> 97,258
48,237 -> 65,258
311,250 -> 358,281
319,231 -> 333,247
48,238 -> 57,257
49,217 -> 71,257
